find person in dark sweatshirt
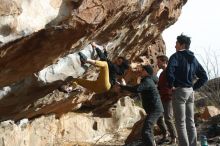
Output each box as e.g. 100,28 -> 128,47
60,42 -> 129,94
166,34 -> 208,146
119,65 -> 164,146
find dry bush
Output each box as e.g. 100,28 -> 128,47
198,78 -> 220,107
197,48 -> 220,107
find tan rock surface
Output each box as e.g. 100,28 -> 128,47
0,96 -> 144,146
201,106 -> 220,120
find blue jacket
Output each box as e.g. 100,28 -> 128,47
167,49 -> 208,90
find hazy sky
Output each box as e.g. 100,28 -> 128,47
162,0 -> 220,78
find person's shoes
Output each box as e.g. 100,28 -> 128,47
58,85 -> 69,93
58,82 -> 77,93
168,138 -> 177,145
58,84 -> 72,93
78,52 -> 87,64
157,136 -> 170,145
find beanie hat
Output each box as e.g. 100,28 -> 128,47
120,60 -> 129,70
142,65 -> 153,76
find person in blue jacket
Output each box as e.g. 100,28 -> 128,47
166,34 -> 208,146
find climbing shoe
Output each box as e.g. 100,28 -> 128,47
78,52 -> 87,64
58,81 -> 78,93
58,84 -> 71,93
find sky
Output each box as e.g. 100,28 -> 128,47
162,0 -> 220,78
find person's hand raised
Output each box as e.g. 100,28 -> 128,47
91,42 -> 97,48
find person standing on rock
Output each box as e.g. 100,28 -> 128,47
118,65 -> 164,146
59,42 -> 129,94
156,55 -> 177,145
166,34 -> 208,146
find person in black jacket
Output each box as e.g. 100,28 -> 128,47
91,42 -> 129,86
166,34 -> 208,146
60,42 -> 129,94
119,65 -> 164,146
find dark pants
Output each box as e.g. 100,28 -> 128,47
142,111 -> 163,146
157,100 -> 177,138
157,115 -> 168,136
163,100 -> 177,139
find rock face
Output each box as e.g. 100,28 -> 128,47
0,96 -> 144,146
0,0 -> 69,42
0,0 -> 187,145
0,0 -> 186,87
201,106 -> 220,120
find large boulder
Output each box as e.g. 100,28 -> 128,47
0,96 -> 144,145
201,106 -> 220,120
0,0 -> 187,121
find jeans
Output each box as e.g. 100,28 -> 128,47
163,99 -> 177,138
173,87 -> 197,146
142,111 -> 162,146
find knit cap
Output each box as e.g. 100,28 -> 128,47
142,65 -> 153,75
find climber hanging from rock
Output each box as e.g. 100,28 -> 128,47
58,42 -> 129,94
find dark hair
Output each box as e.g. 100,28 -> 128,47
118,56 -> 129,70
157,55 -> 168,63
116,57 -> 129,75
177,34 -> 191,49
142,65 -> 154,76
